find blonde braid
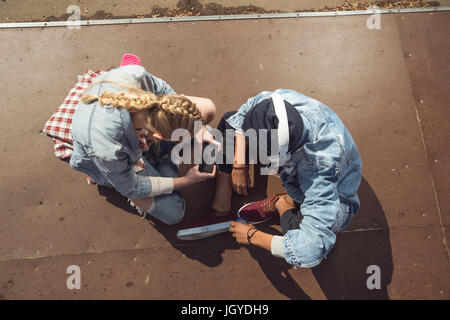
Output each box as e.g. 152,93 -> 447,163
160,95 -> 202,122
153,94 -> 203,138
82,90 -> 203,139
84,91 -> 160,112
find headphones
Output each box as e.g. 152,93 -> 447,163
262,93 -> 290,175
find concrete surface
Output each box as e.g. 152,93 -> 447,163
0,12 -> 449,299
1,0 -> 449,22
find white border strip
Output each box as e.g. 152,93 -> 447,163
0,6 -> 449,29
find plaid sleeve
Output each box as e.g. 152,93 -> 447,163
42,69 -> 105,158
43,69 -> 148,186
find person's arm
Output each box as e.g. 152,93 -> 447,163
226,92 -> 271,195
280,165 -> 341,268
129,165 -> 216,212
141,72 -> 217,121
184,96 -> 216,124
174,164 -> 216,189
229,221 -> 274,250
234,132 -> 246,165
231,132 -> 251,195
141,70 -> 176,95
94,151 -> 215,200
94,155 -> 153,199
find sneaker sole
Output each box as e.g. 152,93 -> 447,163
177,221 -> 231,240
237,202 -> 276,225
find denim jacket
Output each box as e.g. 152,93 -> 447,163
227,89 -> 362,267
70,65 -> 176,198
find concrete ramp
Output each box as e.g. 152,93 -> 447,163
0,11 -> 449,299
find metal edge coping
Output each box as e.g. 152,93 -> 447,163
0,6 -> 449,29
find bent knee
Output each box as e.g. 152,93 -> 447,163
153,196 -> 185,225
164,208 -> 185,225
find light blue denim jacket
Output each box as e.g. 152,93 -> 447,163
226,89 -> 362,267
70,65 -> 176,199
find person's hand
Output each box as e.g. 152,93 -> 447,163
229,221 -> 256,245
202,126 -> 222,152
274,194 -> 296,215
185,164 -> 216,184
194,125 -> 222,152
194,124 -> 204,145
231,166 -> 251,195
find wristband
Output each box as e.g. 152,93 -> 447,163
246,227 -> 259,245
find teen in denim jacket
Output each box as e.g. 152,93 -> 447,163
179,89 -> 362,268
70,62 -> 218,225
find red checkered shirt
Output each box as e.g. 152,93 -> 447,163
43,69 -> 149,184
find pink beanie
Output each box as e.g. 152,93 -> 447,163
120,54 -> 141,67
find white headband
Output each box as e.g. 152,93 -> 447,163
261,93 -> 290,176
271,93 -> 290,164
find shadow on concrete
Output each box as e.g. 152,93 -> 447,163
98,170 -> 393,300
246,223 -> 312,300
97,163 -> 270,268
310,177 -> 393,299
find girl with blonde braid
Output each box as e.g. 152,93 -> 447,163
70,57 -> 218,224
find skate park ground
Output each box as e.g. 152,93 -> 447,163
0,8 -> 449,299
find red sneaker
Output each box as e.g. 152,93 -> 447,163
177,209 -> 236,240
237,194 -> 286,225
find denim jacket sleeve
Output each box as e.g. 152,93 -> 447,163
225,91 -> 272,134
91,146 -> 152,199
141,70 -> 176,95
282,164 -> 340,268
